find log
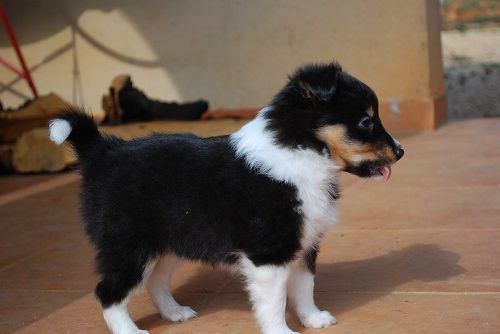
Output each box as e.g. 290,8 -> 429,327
11,128 -> 76,173
0,93 -> 71,143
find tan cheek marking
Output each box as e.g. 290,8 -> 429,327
367,107 -> 374,117
316,125 -> 379,166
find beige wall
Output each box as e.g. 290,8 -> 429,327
0,0 -> 445,130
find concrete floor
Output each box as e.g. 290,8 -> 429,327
1,117 -> 499,334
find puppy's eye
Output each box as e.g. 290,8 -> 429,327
358,117 -> 373,130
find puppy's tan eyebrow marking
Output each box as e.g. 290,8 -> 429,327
366,107 -> 374,117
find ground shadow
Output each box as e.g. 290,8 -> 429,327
136,243 -> 465,331
315,244 -> 466,314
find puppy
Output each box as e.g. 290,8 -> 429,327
49,62 -> 403,334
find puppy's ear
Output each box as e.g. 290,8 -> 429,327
298,80 -> 337,102
294,62 -> 341,103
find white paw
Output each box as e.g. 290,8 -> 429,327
136,330 -> 150,334
162,306 -> 198,322
266,326 -> 299,334
300,310 -> 337,328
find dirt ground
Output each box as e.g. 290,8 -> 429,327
441,27 -> 500,119
442,28 -> 500,66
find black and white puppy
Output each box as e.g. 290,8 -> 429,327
49,62 -> 403,334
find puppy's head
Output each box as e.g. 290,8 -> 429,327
268,62 -> 404,180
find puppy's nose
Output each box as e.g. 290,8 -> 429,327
395,147 -> 404,160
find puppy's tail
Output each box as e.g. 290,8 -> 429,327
49,108 -> 102,159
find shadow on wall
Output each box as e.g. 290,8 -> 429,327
1,0 -> 299,108
135,244 -> 465,332
1,1 -> 162,103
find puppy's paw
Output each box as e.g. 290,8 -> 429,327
162,305 -> 198,322
300,310 -> 337,328
267,326 -> 299,334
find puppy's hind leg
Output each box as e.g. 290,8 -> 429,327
101,295 -> 149,334
96,256 -> 154,334
146,254 -> 197,322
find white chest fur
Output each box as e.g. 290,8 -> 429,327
230,109 -> 339,251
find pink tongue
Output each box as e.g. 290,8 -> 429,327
379,165 -> 392,181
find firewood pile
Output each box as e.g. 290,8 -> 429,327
0,74 -> 258,174
0,74 -> 210,174
0,93 -> 74,173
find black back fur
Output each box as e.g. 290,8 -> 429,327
61,112 -> 305,306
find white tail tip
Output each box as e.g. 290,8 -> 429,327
49,119 -> 72,145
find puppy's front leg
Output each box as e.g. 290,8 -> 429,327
287,251 -> 336,329
241,258 -> 298,334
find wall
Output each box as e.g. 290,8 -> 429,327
0,0 -> 445,131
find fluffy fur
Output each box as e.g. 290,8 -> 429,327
49,62 -> 403,334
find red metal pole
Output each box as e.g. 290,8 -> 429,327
0,6 -> 39,98
0,55 -> 25,77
